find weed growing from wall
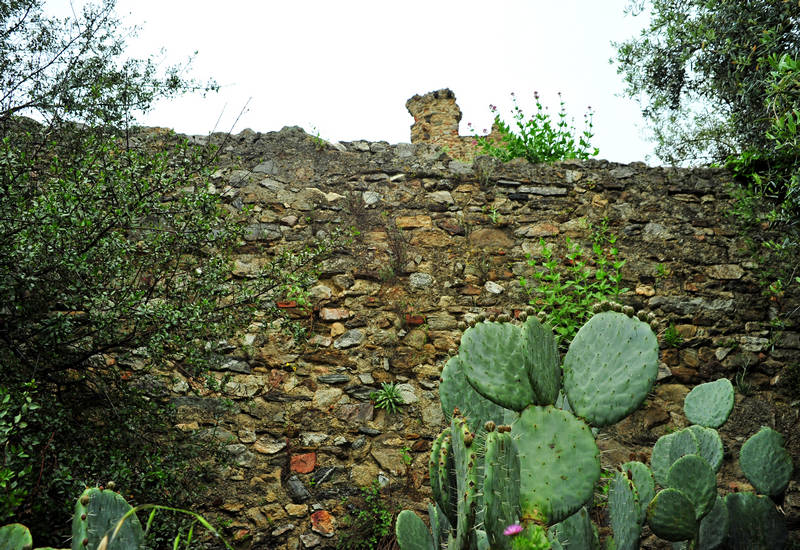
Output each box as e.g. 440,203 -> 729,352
520,222 -> 626,349
336,482 -> 395,550
471,91 -> 598,164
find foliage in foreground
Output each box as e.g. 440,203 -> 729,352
471,91 -> 598,164
0,0 -> 339,544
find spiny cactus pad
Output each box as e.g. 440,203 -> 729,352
621,461 -> 655,525
72,487 -> 143,550
0,523 -> 32,550
550,507 -> 599,550
522,316 -> 561,405
739,426 -> 793,497
666,454 -> 716,520
562,311 -> 659,427
483,430 -> 521,550
646,488 -> 698,542
725,492 -> 788,550
459,321 -> 537,411
609,472 -> 641,550
395,510 -> 435,550
686,425 -> 724,474
683,378 -> 734,428
451,415 -> 483,550
512,405 -> 600,525
439,356 -> 515,432
429,428 -> 456,527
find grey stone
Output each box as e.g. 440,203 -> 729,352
333,329 -> 364,349
409,272 -> 434,290
244,223 -> 281,242
484,281 -> 504,294
253,160 -> 277,175
422,403 -> 445,427
363,191 -> 381,205
642,222 -> 674,241
216,358 -> 251,374
427,190 -> 454,205
300,432 -> 329,446
286,475 -> 311,503
317,374 -> 350,384
253,436 -> 287,455
517,185 -> 567,195
395,383 -> 418,404
313,387 -> 343,408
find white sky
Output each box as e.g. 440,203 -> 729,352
47,0 -> 656,164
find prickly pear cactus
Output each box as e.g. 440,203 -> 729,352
0,523 -> 32,550
396,307 -> 664,550
71,487 -> 143,550
641,376 -> 793,548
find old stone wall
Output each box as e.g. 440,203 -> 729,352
133,94 -> 800,548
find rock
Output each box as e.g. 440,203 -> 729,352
517,185 -> 567,196
395,215 -> 432,229
707,264 -> 744,280
409,272 -> 435,290
427,190 -> 454,205
309,284 -> 332,300
330,323 -> 346,337
422,403 -> 445,428
333,329 -> 364,349
286,475 -> 311,503
319,308 -> 351,321
363,191 -> 381,205
216,358 -> 251,374
300,533 -> 321,547
484,281 -> 504,294
253,436 -> 287,455
291,452 -> 317,474
285,503 -> 308,517
515,223 -> 559,237
313,387 -> 343,409
469,228 -> 513,249
370,447 -> 408,475
394,383 -> 418,404
300,432 -> 329,446
310,510 -> 336,537
317,374 -> 350,384
350,462 -> 380,486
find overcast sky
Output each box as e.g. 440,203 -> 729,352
47,0 -> 656,164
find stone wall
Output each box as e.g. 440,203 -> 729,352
133,93 -> 800,549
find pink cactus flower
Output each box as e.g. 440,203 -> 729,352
504,524 -> 523,536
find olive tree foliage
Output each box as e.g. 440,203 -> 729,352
614,0 -> 800,165
0,0 -> 339,539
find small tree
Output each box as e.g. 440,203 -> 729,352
0,0 -> 337,542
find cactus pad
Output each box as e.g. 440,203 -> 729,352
562,311 -> 659,427
725,492 -> 788,550
523,316 -> 561,405
0,524 -> 32,550
646,488 -> 698,542
609,472 -> 642,550
459,321 -> 537,411
439,356 -> 515,432
483,430 -> 521,550
512,405 -> 600,525
395,510 -> 435,550
666,454 -> 716,520
71,487 -> 143,550
551,506 -> 599,550
683,379 -> 734,428
621,461 -> 655,524
451,415 -> 483,550
686,425 -> 724,474
696,495 -> 729,550
739,426 -> 793,497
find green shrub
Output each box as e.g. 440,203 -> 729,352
336,482 -> 394,550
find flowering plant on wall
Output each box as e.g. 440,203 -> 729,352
470,91 -> 598,163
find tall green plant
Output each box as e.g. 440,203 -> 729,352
471,92 -> 598,164
520,224 -> 626,348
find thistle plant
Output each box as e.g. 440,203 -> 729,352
370,383 -> 404,414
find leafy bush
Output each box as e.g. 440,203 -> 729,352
471,91 -> 598,164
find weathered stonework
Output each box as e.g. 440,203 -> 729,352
129,92 -> 799,549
